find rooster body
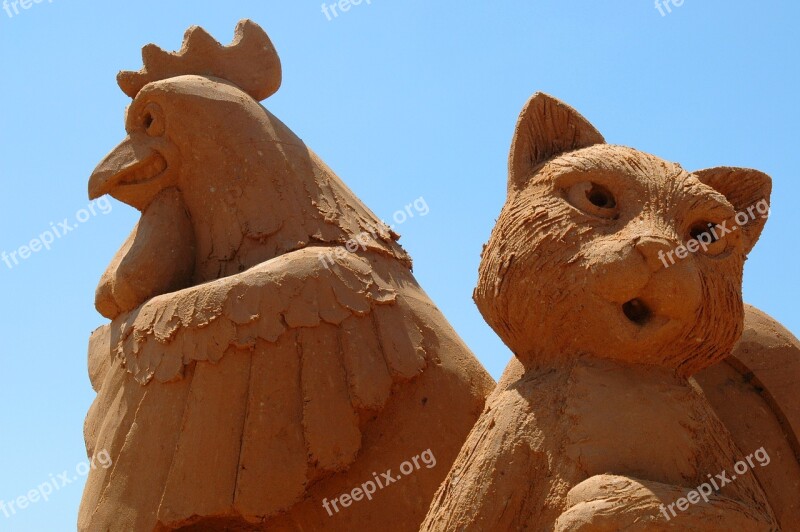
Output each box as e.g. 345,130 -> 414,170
80,22 -> 493,531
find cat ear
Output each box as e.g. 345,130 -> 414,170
508,92 -> 605,192
694,167 -> 772,255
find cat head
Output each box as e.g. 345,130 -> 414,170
475,93 -> 771,376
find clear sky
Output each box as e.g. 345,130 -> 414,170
1,1 -> 798,529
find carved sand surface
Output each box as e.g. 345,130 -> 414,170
422,93 -> 799,531
698,306 -> 800,527
79,20 -> 493,531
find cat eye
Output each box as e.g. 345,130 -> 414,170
566,182 -> 619,219
586,183 -> 616,209
689,222 -> 719,243
686,221 -> 727,255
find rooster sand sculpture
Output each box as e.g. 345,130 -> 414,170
79,20 -> 493,531
422,93 -> 798,530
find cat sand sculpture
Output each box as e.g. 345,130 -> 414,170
422,93 -> 784,530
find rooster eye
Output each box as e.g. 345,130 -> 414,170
566,182 -> 619,219
141,103 -> 165,137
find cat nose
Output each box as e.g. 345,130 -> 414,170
634,236 -> 676,272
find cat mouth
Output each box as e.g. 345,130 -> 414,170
622,298 -> 652,326
619,297 -> 671,333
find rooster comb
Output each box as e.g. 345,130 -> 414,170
117,19 -> 281,101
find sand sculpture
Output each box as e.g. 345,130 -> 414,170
78,20 -> 493,531
699,307 -> 800,527
422,93 -> 797,530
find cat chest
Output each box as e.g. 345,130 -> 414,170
560,360 -> 720,485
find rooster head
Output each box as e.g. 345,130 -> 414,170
89,21 -> 409,319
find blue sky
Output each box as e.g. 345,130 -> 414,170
1,1 -> 798,529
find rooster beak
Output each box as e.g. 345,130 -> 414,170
88,134 -> 172,210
